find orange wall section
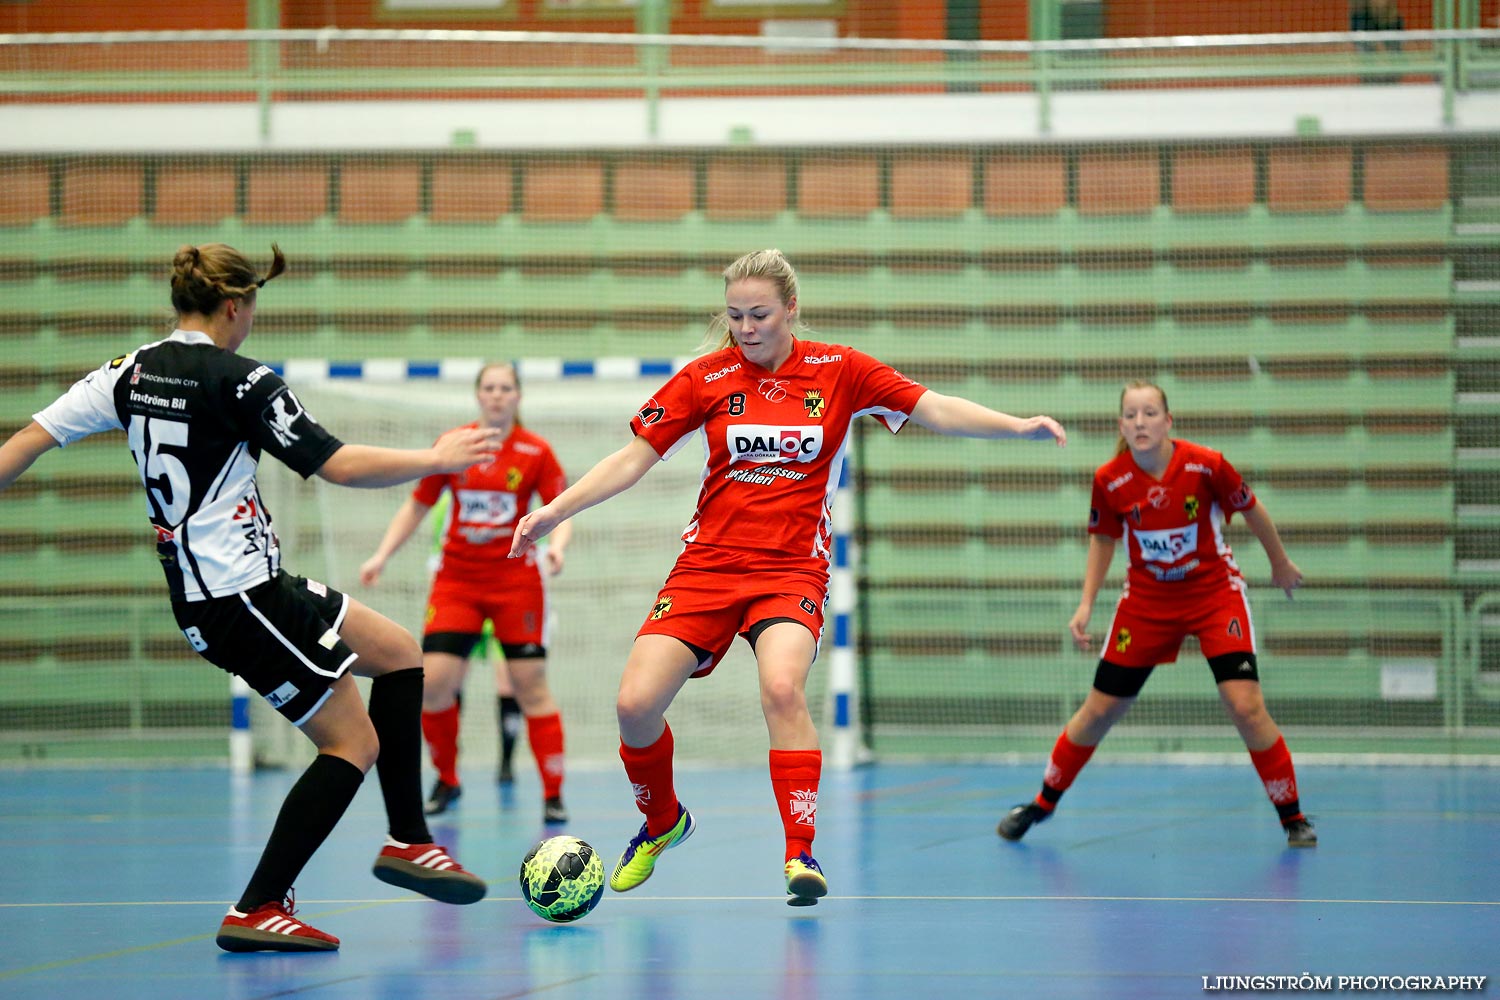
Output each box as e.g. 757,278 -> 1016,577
4,1 -> 1482,39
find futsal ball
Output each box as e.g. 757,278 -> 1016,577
519,835 -> 605,923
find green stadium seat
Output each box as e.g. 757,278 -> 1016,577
889,151 -> 973,219
982,151 -> 1066,217
246,160 -> 330,224
1171,146 -> 1256,215
153,163 -> 238,226
704,154 -> 786,222
429,158 -> 512,223
797,154 -> 880,219
1364,145 -> 1450,212
339,159 -> 423,224
60,162 -> 143,227
521,158 -> 605,222
0,161 -> 52,227
1267,145 -> 1353,213
613,157 -> 696,223
1077,149 -> 1160,216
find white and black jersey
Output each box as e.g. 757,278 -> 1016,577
34,329 -> 343,602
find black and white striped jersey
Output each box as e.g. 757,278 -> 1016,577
33,329 -> 343,602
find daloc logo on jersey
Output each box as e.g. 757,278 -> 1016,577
726,424 -> 823,464
1133,525 -> 1199,563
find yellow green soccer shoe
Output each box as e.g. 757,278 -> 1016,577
784,852 -> 827,906
609,804 -> 695,892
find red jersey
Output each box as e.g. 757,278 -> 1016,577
1088,438 -> 1257,597
631,338 -> 927,562
412,422 -> 567,577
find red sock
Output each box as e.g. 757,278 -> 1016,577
526,712 -> 565,800
619,723 -> 679,836
1036,730 -> 1096,811
770,749 -> 821,862
420,703 -> 460,787
1249,735 -> 1304,821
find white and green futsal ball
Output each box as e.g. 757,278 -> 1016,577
519,835 -> 605,923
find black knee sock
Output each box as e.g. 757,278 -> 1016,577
368,667 -> 432,845
237,753 -> 364,912
498,695 -> 522,766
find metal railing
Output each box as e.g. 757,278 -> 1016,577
1,28 -> 1498,138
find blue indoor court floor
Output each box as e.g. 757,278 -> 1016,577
0,760 -> 1496,1000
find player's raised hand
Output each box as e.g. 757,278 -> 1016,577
432,425 -> 499,473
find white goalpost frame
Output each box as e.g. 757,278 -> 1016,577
235,356 -> 862,775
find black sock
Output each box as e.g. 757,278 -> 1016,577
237,753 -> 364,912
498,695 -> 522,766
369,668 -> 432,845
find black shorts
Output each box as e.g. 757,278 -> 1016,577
172,572 -> 358,726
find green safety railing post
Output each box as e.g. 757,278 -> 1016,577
1030,0 -> 1060,134
638,0 -> 668,141
249,0 -> 281,142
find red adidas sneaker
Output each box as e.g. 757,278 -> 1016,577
372,837 -> 487,904
215,892 -> 339,953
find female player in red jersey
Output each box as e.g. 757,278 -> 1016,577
360,362 -> 574,823
510,249 -> 1067,905
0,243 -> 490,952
997,380 -> 1317,848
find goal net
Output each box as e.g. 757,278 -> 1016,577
2,26 -> 1498,768
250,365 -> 809,770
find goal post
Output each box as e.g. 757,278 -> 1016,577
248,357 -> 861,772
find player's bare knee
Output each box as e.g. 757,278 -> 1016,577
759,676 -> 806,720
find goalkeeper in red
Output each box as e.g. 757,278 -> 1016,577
997,380 -> 1316,848
510,248 -> 1066,905
360,361 -> 574,824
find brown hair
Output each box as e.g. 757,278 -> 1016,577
170,243 -> 285,317
702,248 -> 810,352
474,360 -> 519,391
1114,380 -> 1170,456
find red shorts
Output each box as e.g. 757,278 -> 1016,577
1101,576 -> 1256,668
637,545 -> 829,678
424,565 -> 546,648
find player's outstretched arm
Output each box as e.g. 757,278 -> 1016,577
0,422 -> 60,494
511,435 -> 660,559
359,496 -> 433,587
909,390 -> 1066,446
317,425 -> 499,489
1240,502 -> 1303,599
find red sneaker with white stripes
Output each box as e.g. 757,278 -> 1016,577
372,837 -> 488,904
215,891 -> 339,953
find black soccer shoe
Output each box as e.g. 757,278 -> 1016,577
543,796 -> 568,824
424,779 -> 461,816
1283,817 -> 1318,848
997,802 -> 1052,841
